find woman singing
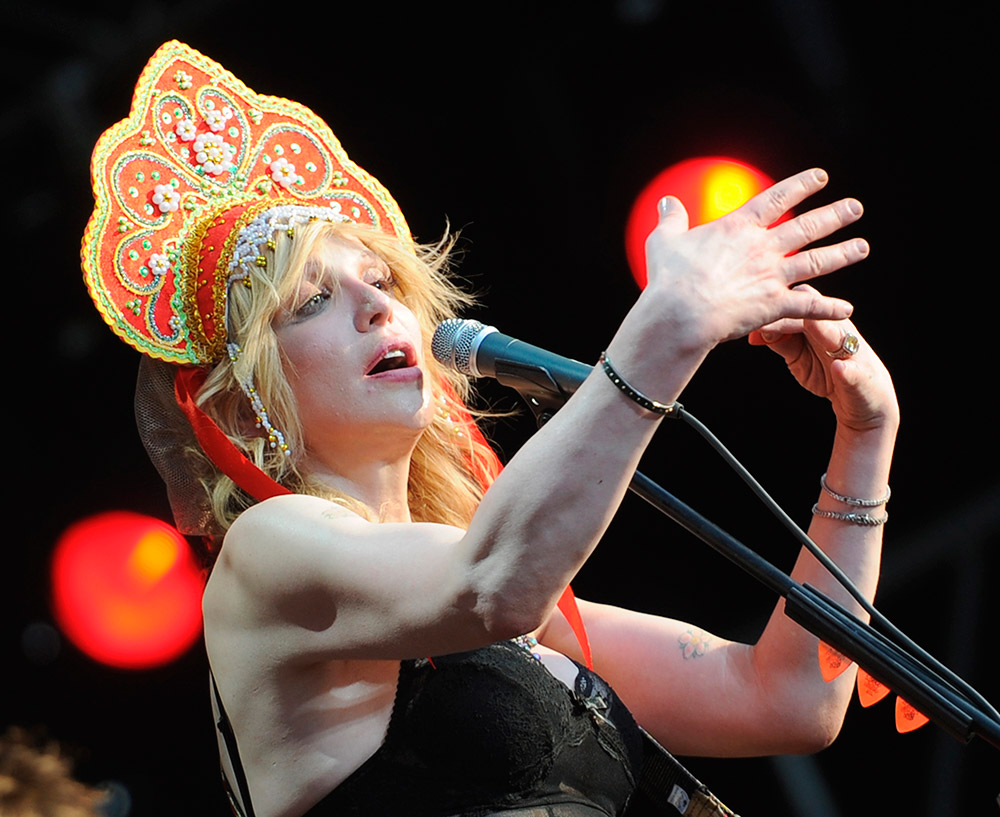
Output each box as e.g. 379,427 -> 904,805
83,42 -> 897,817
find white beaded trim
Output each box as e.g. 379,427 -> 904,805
227,204 -> 352,286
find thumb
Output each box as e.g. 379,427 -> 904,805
656,195 -> 690,235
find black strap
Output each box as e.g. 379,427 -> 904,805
625,730 -> 739,817
211,672 -> 257,817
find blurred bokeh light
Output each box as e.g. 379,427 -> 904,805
50,512 -> 203,669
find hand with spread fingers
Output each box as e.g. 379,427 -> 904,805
748,298 -> 899,435
642,168 -> 869,351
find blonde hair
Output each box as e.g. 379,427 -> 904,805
195,220 -> 498,536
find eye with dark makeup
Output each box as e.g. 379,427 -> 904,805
294,286 -> 331,318
366,267 -> 399,295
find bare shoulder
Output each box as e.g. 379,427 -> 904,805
204,493 -> 476,661
211,495 -> 362,597
228,492 -> 365,547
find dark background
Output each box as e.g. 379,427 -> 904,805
3,2 -> 997,815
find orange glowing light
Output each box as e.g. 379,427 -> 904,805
50,511 -> 204,669
625,157 -> 777,289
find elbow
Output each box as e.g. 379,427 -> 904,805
463,556 -> 554,641
785,710 -> 844,755
469,586 -> 549,643
766,692 -> 849,755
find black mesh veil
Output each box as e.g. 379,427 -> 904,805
134,355 -> 222,537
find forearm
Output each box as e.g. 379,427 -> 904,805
752,417 -> 898,745
463,296 -> 710,636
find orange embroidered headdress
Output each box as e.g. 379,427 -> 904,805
82,39 -> 409,367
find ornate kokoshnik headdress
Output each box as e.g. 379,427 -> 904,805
81,40 -> 414,505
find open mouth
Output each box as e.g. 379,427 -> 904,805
367,348 -> 413,375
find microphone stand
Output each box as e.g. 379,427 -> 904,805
498,368 -> 1000,752
628,468 -> 999,750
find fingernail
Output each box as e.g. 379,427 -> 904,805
855,239 -> 869,254
657,197 -> 672,216
760,331 -> 781,342
814,169 -> 829,183
848,199 -> 863,216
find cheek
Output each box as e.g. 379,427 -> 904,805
277,334 -> 343,416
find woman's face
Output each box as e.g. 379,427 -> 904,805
273,234 -> 434,465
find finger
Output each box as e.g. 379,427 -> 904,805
772,197 -> 864,255
739,168 -> 830,228
802,318 -> 866,366
800,313 -> 857,350
781,287 -> 854,321
654,195 -> 690,235
747,322 -> 801,345
748,329 -> 806,361
786,286 -> 861,345
783,238 -> 870,284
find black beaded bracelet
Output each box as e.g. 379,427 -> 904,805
599,352 -> 678,416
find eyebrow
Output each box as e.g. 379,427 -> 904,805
359,247 -> 389,271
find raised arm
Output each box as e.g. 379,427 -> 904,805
748,310 -> 898,743
541,310 -> 896,756
206,169 -> 869,666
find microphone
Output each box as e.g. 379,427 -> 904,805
431,319 -> 593,412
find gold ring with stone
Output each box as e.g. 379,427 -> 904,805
827,331 -> 860,360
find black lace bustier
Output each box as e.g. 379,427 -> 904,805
303,640 -> 645,816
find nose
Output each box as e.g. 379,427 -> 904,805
354,281 -> 393,332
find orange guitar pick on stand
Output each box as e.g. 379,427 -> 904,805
856,669 -> 891,708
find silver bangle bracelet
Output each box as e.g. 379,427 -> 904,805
821,472 -> 890,507
812,503 -> 888,526
598,352 -> 678,417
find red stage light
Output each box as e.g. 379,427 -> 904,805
625,157 -> 776,289
50,512 -> 204,669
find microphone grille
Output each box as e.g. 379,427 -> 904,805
432,318 -> 485,375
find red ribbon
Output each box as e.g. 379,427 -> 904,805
173,367 -> 292,501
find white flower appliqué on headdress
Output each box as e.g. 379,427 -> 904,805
152,184 -> 180,213
269,157 -> 299,189
148,253 -> 172,275
205,105 -> 234,132
193,132 -> 236,175
175,118 -> 197,142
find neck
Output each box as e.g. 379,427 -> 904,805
300,446 -> 414,523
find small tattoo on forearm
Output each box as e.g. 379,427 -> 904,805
679,629 -> 710,659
